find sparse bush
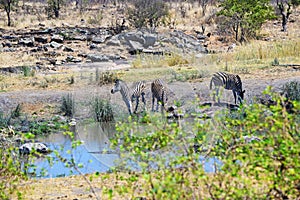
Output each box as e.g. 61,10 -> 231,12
68,75 -> 75,84
90,97 -> 114,123
22,66 -> 35,77
60,94 -> 74,117
126,0 -> 170,31
271,57 -> 280,66
282,81 -> 300,101
166,53 -> 189,67
97,71 -> 119,86
47,0 -> 65,18
87,10 -> 103,25
171,68 -> 205,82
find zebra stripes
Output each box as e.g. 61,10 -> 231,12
111,79 -> 146,114
151,79 -> 169,112
210,72 -> 245,104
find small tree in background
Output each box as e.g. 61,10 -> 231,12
276,0 -> 300,32
126,0 -> 170,32
0,0 -> 18,26
47,0 -> 64,18
218,0 -> 275,43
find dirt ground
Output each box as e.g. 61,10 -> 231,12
10,67 -> 299,200
1,65 -> 300,119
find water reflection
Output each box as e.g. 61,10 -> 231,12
32,121 -> 221,178
32,122 -> 117,178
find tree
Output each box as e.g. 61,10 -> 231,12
126,0 -> 170,32
47,0 -> 64,18
0,0 -> 18,26
276,0 -> 300,32
218,0 -> 275,43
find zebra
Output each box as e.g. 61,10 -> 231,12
111,79 -> 146,114
210,72 -> 245,105
151,79 -> 169,112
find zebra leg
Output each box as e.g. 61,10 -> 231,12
152,95 -> 155,112
233,90 -> 237,105
134,97 -> 139,114
216,87 -> 220,103
141,92 -> 146,111
125,101 -> 133,115
161,91 -> 165,113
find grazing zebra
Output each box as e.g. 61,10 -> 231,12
111,79 -> 146,114
151,79 -> 169,112
210,72 -> 245,104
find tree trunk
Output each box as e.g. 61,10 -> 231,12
277,0 -> 292,32
6,9 -> 11,26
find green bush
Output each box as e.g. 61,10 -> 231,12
107,88 -> 300,199
282,81 -> 300,101
127,0 -> 170,31
91,97 -> 114,123
0,128 -> 26,199
60,94 -> 74,117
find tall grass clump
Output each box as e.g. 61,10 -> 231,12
234,39 -> 300,61
106,88 -> 300,199
90,97 -> 114,122
22,66 -> 35,77
60,93 -> 74,117
282,81 -> 300,101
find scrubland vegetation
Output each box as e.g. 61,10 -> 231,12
0,0 -> 300,199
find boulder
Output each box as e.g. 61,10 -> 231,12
19,37 -> 35,47
51,34 -> 64,43
106,35 -> 121,46
50,41 -> 63,49
87,54 -> 109,62
34,36 -> 49,43
19,142 -> 50,155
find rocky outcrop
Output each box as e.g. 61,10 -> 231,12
0,27 -> 208,72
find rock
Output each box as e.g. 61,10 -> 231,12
19,37 -> 35,47
89,43 -> 98,50
66,55 -> 82,63
51,34 -> 64,43
92,35 -> 110,43
2,35 -> 18,40
87,54 -> 109,62
50,41 -> 63,49
19,142 -> 50,155
73,35 -> 87,41
63,46 -> 74,52
120,31 -> 157,53
106,35 -> 121,46
34,36 -> 48,43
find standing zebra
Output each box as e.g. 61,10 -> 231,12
210,72 -> 245,104
111,79 -> 146,114
151,79 -> 169,112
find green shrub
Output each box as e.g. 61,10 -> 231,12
60,94 -> 74,117
282,81 -> 300,101
0,128 -> 25,199
91,97 -> 114,123
107,88 -> 300,199
97,71 -> 119,86
22,66 -> 35,77
127,0 -> 170,31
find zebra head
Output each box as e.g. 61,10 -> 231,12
111,79 -> 122,94
237,89 -> 246,103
